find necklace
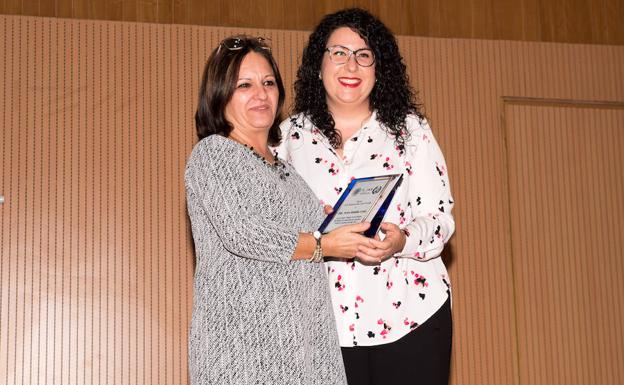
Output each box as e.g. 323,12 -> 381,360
242,143 -> 290,180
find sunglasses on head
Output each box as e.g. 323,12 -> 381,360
217,36 -> 271,53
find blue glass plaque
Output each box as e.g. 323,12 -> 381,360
318,174 -> 403,238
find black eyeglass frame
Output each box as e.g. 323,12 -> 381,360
324,45 -> 376,67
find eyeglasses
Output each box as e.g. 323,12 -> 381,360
217,36 -> 271,53
325,45 -> 375,67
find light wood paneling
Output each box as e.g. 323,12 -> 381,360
1,14 -> 623,385
1,0 -> 624,45
505,101 -> 624,385
0,16 -> 200,385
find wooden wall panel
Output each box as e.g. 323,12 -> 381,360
1,14 -> 623,385
0,16 -> 199,385
505,102 -> 624,385
1,0 -> 624,45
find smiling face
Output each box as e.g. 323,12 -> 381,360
225,51 -> 279,141
321,27 -> 376,112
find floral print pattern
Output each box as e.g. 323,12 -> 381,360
274,112 -> 455,347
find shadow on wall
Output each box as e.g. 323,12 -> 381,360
185,204 -> 197,272
441,240 -> 455,270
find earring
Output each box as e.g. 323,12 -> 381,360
318,72 -> 322,80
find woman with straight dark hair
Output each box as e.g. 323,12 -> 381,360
185,35 -> 370,385
275,9 -> 456,385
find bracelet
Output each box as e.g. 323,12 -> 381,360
308,231 -> 324,263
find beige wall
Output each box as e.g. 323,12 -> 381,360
1,15 -> 624,385
505,100 -> 624,385
1,0 -> 623,45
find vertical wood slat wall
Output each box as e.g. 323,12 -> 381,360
1,15 -> 623,385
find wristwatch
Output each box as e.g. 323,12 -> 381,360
309,231 -> 324,263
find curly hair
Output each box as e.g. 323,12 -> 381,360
195,36 -> 286,145
293,8 -> 423,148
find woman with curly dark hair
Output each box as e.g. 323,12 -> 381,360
274,8 -> 455,385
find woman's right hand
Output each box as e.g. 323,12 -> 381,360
323,222 -> 374,260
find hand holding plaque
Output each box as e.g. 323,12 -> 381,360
318,174 -> 403,238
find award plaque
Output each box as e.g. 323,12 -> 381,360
318,174 -> 404,238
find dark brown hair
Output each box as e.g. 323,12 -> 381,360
195,36 -> 286,145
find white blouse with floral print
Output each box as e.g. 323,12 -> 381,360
274,111 -> 455,347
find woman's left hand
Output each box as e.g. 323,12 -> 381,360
356,222 -> 406,263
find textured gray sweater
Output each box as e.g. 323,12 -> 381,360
185,135 -> 346,385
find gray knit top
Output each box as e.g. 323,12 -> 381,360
185,135 -> 347,385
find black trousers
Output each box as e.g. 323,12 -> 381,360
341,296 -> 452,385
